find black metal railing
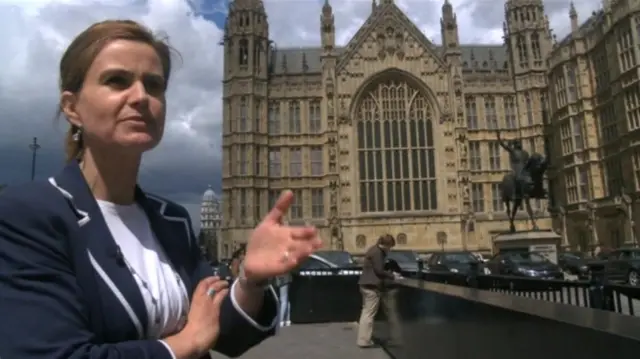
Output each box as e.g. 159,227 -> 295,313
422,263 -> 640,316
287,268 -> 362,324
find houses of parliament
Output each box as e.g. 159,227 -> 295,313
219,0 -> 640,257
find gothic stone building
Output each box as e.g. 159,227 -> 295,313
220,0 -> 555,257
546,1 -> 640,251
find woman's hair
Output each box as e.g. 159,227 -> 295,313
58,20 -> 174,162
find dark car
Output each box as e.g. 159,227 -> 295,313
294,251 -> 362,275
313,250 -> 360,268
385,250 -> 423,274
426,251 -> 479,275
603,248 -> 640,286
558,252 -> 590,279
486,251 -> 563,279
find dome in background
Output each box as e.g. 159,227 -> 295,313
202,185 -> 218,202
201,185 -> 222,231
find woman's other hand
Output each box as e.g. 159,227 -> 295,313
164,276 -> 229,359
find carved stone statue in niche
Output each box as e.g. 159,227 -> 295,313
328,148 -> 337,162
462,184 -> 470,200
376,25 -> 405,60
325,81 -> 334,97
459,142 -> 467,157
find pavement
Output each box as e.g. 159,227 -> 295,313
209,323 -> 390,359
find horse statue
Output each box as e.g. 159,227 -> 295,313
496,131 -> 548,233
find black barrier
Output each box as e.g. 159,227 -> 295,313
288,269 -> 362,324
422,263 -> 640,316
374,279 -> 640,359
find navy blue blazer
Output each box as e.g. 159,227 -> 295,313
0,162 -> 278,359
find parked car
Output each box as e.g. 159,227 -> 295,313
385,250 -> 423,274
603,248 -> 640,286
425,251 -> 480,275
469,252 -> 491,263
313,250 -> 360,268
485,251 -> 563,279
558,251 -> 590,280
295,251 -> 361,274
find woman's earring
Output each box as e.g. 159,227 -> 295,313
72,127 -> 83,142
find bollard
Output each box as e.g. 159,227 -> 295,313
587,262 -> 614,311
466,261 -> 479,288
417,259 -> 424,278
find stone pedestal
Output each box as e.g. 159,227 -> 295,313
492,230 -> 562,264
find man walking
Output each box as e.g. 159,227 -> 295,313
356,234 -> 401,348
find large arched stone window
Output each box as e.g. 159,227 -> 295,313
356,76 -> 437,213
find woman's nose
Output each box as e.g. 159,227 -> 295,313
128,81 -> 149,103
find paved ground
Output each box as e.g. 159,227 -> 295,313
209,323 -> 390,359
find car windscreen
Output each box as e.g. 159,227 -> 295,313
442,252 -> 476,263
387,251 -> 418,263
314,251 -> 356,266
508,252 -> 548,263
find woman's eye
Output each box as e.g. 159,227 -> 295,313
145,78 -> 166,95
106,75 -> 130,89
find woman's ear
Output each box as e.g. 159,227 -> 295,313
60,91 -> 82,127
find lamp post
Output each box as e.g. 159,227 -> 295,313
328,180 -> 344,251
28,137 -> 40,181
557,206 -> 568,248
585,201 -> 598,255
614,187 -> 637,247
437,231 -> 448,252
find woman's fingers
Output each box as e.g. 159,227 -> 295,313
206,279 -> 230,298
290,226 -> 317,240
194,276 -> 219,296
211,288 -> 230,314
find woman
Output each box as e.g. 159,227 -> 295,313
0,20 -> 321,359
230,245 -> 247,278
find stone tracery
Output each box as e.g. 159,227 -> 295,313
356,75 -> 438,213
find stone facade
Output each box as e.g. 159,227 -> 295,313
547,1 -> 640,251
220,0 -> 557,257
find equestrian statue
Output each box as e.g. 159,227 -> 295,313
496,130 -> 549,233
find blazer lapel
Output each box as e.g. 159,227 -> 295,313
136,190 -> 193,300
49,161 -> 149,339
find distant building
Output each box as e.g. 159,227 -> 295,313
200,185 -> 222,260
546,2 -> 640,250
221,0 -> 555,253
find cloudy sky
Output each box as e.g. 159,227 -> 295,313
0,0 -> 601,229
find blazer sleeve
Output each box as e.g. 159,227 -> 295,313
0,188 -> 175,359
183,208 -> 278,358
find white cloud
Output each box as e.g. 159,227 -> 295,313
0,0 -> 603,229
0,0 -> 224,174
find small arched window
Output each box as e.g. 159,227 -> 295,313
239,38 -> 249,66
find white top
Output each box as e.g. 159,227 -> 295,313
98,200 -> 189,339
97,200 -> 277,358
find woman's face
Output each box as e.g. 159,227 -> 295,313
62,39 -> 167,154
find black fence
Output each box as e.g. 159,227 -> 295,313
285,265 -> 640,358
374,279 -> 640,359
287,269 -> 362,324
422,263 -> 640,316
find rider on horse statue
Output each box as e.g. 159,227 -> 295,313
496,130 -> 532,198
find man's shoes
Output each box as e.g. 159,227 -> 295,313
357,341 -> 378,348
